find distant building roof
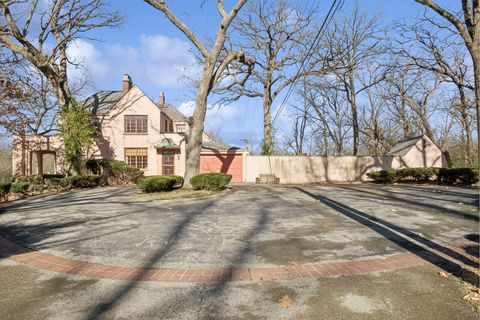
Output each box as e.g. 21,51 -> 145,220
82,91 -> 123,115
387,134 -> 425,156
156,103 -> 187,121
202,141 -> 242,152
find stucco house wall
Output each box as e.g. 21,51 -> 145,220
94,86 -> 186,176
12,135 -> 66,176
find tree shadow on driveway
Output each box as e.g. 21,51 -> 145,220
294,187 -> 479,287
339,185 -> 478,222
84,190 -> 275,320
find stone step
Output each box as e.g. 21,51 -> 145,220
255,174 -> 280,184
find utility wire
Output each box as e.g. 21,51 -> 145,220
271,0 -> 344,126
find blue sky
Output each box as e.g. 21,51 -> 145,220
67,0 -> 459,150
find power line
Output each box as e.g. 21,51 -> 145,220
271,0 -> 344,126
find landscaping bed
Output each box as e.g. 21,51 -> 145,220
367,167 -> 479,185
0,174 -> 101,203
132,188 -> 225,202
0,160 -> 143,203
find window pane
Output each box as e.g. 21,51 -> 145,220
125,115 -> 148,133
125,148 -> 148,169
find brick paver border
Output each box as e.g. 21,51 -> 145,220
0,235 -> 428,283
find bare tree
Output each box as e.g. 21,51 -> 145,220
359,69 -> 398,156
305,80 -> 351,156
216,0 -> 322,155
414,0 -> 480,158
285,79 -> 312,155
382,61 -> 442,141
397,14 -> 476,165
144,0 -> 250,186
0,52 -> 58,136
0,0 -> 122,109
323,5 -> 386,155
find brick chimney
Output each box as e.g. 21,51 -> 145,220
159,91 -> 165,106
122,74 -> 132,95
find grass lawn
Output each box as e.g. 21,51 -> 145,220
132,188 -> 225,202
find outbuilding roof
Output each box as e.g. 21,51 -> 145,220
387,134 -> 425,156
202,141 -> 243,152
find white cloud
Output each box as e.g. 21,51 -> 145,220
67,34 -> 201,94
67,39 -> 109,85
179,100 -> 242,132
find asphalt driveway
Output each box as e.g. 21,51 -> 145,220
0,184 -> 478,319
0,184 -> 477,268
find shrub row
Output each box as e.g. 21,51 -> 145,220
190,173 -> 232,191
136,175 -> 184,193
0,181 -> 12,200
86,159 -> 144,185
0,174 -> 101,202
367,167 -> 479,185
135,173 -> 232,193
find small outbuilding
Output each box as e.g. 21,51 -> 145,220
387,134 -> 447,168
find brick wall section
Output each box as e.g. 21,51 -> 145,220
199,154 -> 243,183
0,235 -> 428,283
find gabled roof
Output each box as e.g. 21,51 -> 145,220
81,89 -> 187,121
156,103 -> 187,121
82,91 -> 123,115
387,134 -> 425,156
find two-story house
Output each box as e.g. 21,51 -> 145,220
12,74 -> 246,182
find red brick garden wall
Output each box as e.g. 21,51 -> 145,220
199,153 -> 243,182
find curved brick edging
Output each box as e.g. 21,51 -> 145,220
0,235 -> 428,283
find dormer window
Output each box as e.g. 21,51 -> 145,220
164,119 -> 173,133
125,115 -> 148,134
176,124 -> 187,133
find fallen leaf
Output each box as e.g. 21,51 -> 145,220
279,295 -> 293,309
463,293 -> 480,302
438,271 -> 449,278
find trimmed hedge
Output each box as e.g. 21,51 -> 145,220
438,168 -> 479,185
14,175 -> 43,184
11,181 -> 30,194
190,173 -> 232,190
42,174 -> 65,180
86,159 -> 143,185
46,177 -> 69,189
136,175 -> 183,193
63,175 -> 101,188
367,167 -> 478,185
0,181 -> 11,200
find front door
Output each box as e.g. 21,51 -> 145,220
162,150 -> 175,175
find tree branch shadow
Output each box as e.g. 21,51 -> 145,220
294,187 -> 479,287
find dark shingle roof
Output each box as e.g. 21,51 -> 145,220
156,103 -> 187,121
81,90 -> 187,121
387,134 -> 424,156
82,91 -> 123,115
202,141 -> 241,152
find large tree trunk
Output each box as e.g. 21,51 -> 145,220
473,53 -> 480,163
183,64 -> 213,187
348,75 -> 359,155
458,85 -> 473,166
42,69 -> 71,110
262,85 -> 273,155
